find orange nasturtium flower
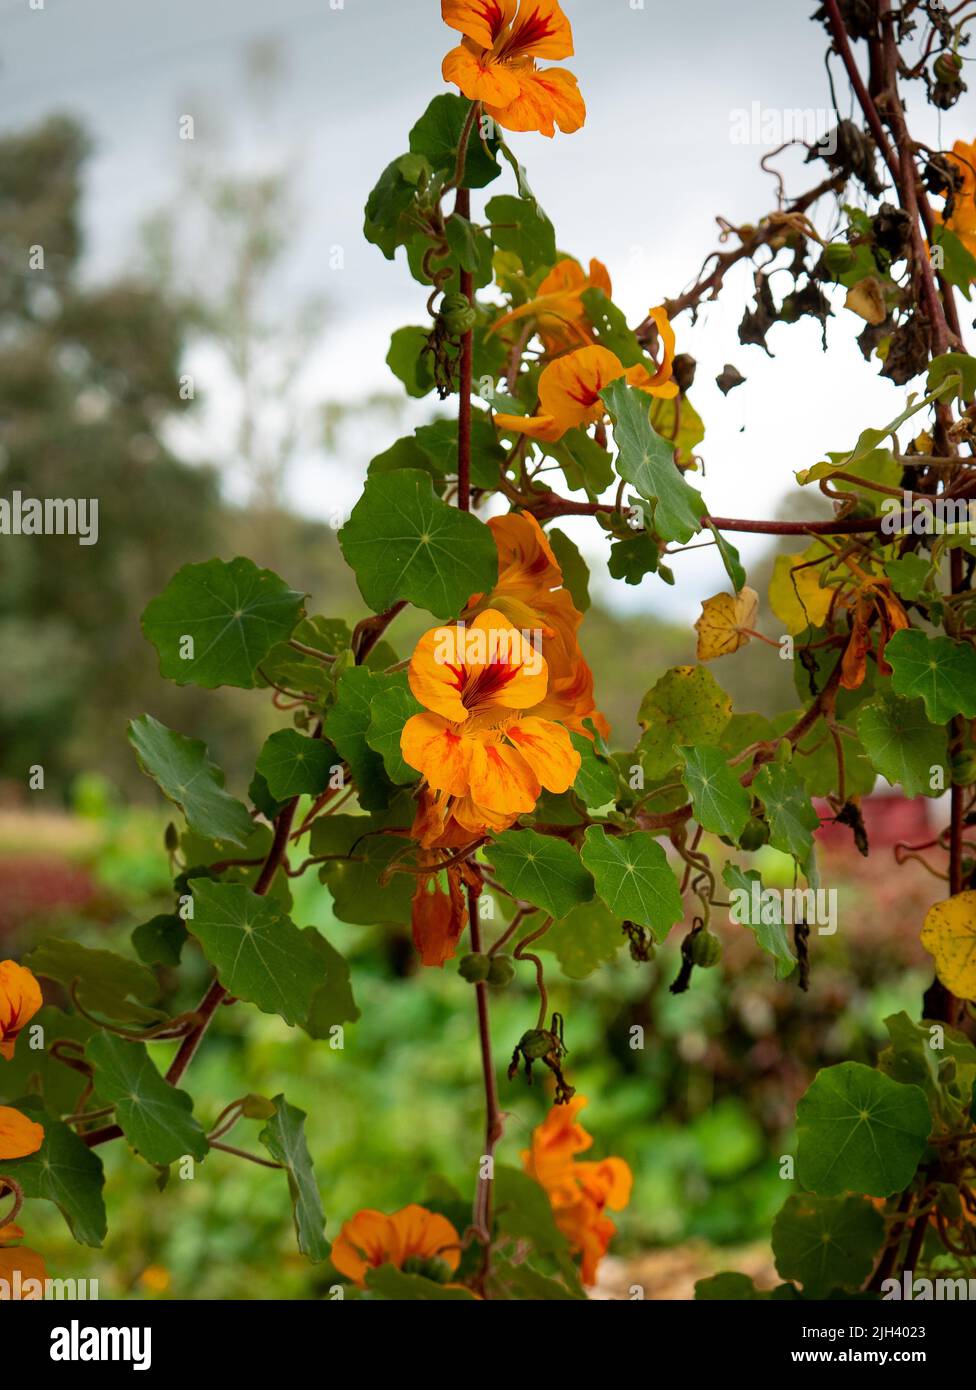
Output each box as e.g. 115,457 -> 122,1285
492,256 -> 613,353
0,1105 -> 44,1161
441,0 -> 585,138
467,511 -> 608,738
401,607 -> 580,842
330,1204 -> 461,1287
493,330 -> 677,444
0,959 -> 42,1061
0,1224 -> 46,1297
523,1095 -> 632,1285
942,137 -> 976,264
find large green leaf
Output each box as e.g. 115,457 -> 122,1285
259,1095 -> 329,1262
324,666 -> 395,812
771,1193 -> 885,1299
365,675 -> 424,785
486,193 -> 556,274
753,761 -> 820,860
340,469 -> 498,618
188,881 -> 327,1027
601,380 -> 706,543
638,666 -> 732,778
129,714 -> 254,847
255,728 -> 338,800
722,864 -> 796,979
141,556 -> 304,690
408,93 -> 500,190
488,828 -> 594,919
887,629 -> 976,723
0,1099 -> 106,1247
679,745 -> 751,840
857,691 -> 947,798
24,938 -> 164,1025
365,1266 -> 477,1300
570,732 -> 617,809
538,898 -> 623,979
87,1033 -> 208,1165
301,930 -> 361,1037
795,1062 -> 931,1197
313,809 -> 416,926
580,826 -> 682,940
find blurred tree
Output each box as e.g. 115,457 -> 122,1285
0,115 -> 224,794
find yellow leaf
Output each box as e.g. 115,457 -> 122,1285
921,892 -> 976,1001
844,276 -> 887,325
768,546 -> 835,636
694,586 -> 759,661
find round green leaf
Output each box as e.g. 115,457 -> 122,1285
857,690 -> 947,797
339,469 -> 498,619
580,825 -> 682,940
796,1061 -> 931,1197
489,828 -> 594,920
772,1193 -> 885,1299
141,556 -> 305,690
887,629 -> 976,724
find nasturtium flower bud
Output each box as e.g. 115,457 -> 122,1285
241,1094 -> 277,1120
690,930 -> 722,969
821,243 -> 857,276
458,953 -> 490,983
738,817 -> 770,851
439,292 -> 477,336
519,1029 -> 554,1061
933,51 -> 963,83
486,954 -> 516,987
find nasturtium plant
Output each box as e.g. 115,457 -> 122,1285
4,0 -> 976,1310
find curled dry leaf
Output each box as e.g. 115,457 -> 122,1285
694,586 -> 759,661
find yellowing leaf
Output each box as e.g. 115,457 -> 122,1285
920,892 -> 976,1001
844,277 -> 886,325
768,546 -> 835,636
694,587 -> 759,661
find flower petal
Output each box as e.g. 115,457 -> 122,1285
505,715 -> 580,793
468,740 -> 540,814
401,713 -> 471,796
442,40 -> 522,106
442,0 -> 517,49
489,63 -> 585,137
0,1106 -> 44,1161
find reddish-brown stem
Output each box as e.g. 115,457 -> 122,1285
455,184 -> 474,514
467,883 -> 503,1287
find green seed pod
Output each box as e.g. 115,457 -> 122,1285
951,750 -> 976,786
933,51 -> 963,84
486,954 -> 516,987
439,292 -> 477,335
739,817 -> 770,852
458,952 -> 491,983
821,243 -> 857,277
241,1094 -> 277,1120
519,1029 -> 553,1061
690,930 -> 722,969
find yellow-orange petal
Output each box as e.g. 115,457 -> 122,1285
389,1204 -> 461,1271
468,739 -> 540,815
330,1209 -> 397,1286
408,610 -> 548,720
493,410 -> 564,442
0,1106 -> 44,1161
488,64 -> 585,137
401,713 -> 471,797
0,960 -> 42,1061
0,1245 -> 46,1296
505,716 -> 579,793
411,875 -> 468,967
442,41 -> 522,106
442,0 -> 517,49
503,0 -> 575,62
538,345 -> 626,431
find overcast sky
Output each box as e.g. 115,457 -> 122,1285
2,0 -> 969,616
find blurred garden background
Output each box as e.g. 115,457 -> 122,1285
0,0 -> 953,1297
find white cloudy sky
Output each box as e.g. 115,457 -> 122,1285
2,0 -> 969,615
